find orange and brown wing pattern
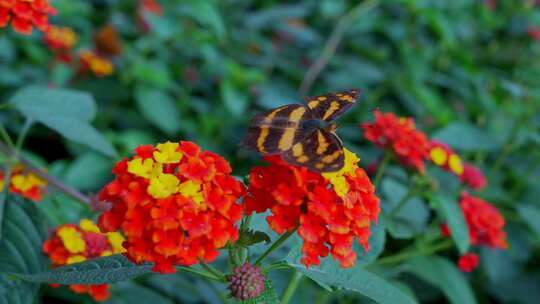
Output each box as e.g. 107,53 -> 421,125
94,25 -> 123,56
305,89 -> 360,122
243,104 -> 312,155
282,128 -> 344,172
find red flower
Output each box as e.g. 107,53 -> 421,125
42,219 -> 125,302
460,192 -> 507,249
528,26 -> 540,42
78,49 -> 114,77
245,149 -> 380,268
98,141 -> 244,273
361,111 -> 430,173
0,0 -> 56,35
458,253 -> 479,273
44,25 -> 77,63
460,163 -> 487,191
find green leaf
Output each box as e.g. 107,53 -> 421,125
358,222 -> 386,265
11,254 -> 153,285
10,86 -> 116,157
433,194 -> 470,254
63,152 -> 113,191
241,278 -> 280,304
135,87 -> 181,135
220,79 -> 248,116
516,204 -> 540,238
238,229 -> 271,247
404,256 -> 477,304
106,281 -> 175,304
286,244 -> 416,304
432,122 -> 500,151
0,195 -> 48,303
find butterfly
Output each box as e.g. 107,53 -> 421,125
243,89 -> 360,172
94,25 -> 123,56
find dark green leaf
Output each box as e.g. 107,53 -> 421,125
286,244 -> 416,304
63,153 -> 113,190
516,204 -> 540,238
432,123 -> 500,151
11,254 -> 152,285
404,256 -> 477,304
134,87 -> 181,135
220,79 -> 248,116
433,194 -> 470,254
238,229 -> 271,247
10,86 -> 116,157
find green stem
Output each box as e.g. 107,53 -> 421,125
199,263 -> 226,281
281,271 -> 303,304
376,239 -> 453,265
176,265 -> 225,282
263,260 -> 291,272
373,151 -> 391,188
0,123 -> 15,149
254,228 -> 297,266
0,164 -> 12,240
15,118 -> 33,154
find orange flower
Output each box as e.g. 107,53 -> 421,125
244,149 -> 380,268
0,0 -> 56,35
98,141 -> 245,273
42,219 -> 125,302
458,253 -> 479,273
78,50 -> 114,77
361,111 -> 430,173
0,165 -> 47,201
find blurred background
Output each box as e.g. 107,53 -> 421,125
0,0 -> 539,303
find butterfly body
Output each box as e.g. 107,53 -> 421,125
243,89 -> 360,172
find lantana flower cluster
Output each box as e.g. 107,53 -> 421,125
43,25 -> 78,62
42,219 -> 125,301
442,192 -> 507,272
0,165 -> 46,201
78,49 -> 114,77
0,0 -> 56,35
98,141 -> 245,273
244,149 -> 380,268
362,110 -> 430,173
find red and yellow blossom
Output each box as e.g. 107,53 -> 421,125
44,25 -> 77,51
78,50 -> 114,77
0,165 -> 46,201
458,252 -> 479,273
428,141 -> 464,176
460,163 -> 487,191
98,141 -> 245,273
443,192 -> 507,250
42,219 -> 125,302
244,149 -> 380,268
0,0 -> 56,35
361,111 -> 430,173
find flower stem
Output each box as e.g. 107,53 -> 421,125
281,271 -> 303,304
15,118 -> 33,153
254,228 -> 297,267
200,263 -> 226,281
376,239 -> 453,266
176,265 -> 225,282
373,151 -> 391,188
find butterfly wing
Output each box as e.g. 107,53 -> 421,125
282,128 -> 344,172
305,89 -> 360,122
94,25 -> 122,56
243,104 -> 313,154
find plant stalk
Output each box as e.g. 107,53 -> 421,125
281,271 -> 303,304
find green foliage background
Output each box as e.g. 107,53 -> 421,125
0,0 -> 539,303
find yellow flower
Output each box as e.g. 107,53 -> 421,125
57,226 -> 86,254
107,232 -> 126,253
322,149 -> 360,198
100,250 -> 113,257
66,255 -> 86,264
11,174 -> 33,192
178,180 -> 205,206
148,173 -> 180,199
430,147 -> 448,166
448,154 -> 464,176
128,158 -> 162,179
0,180 -> 4,191
153,141 -> 183,164
79,219 -> 101,233
27,173 -> 46,187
